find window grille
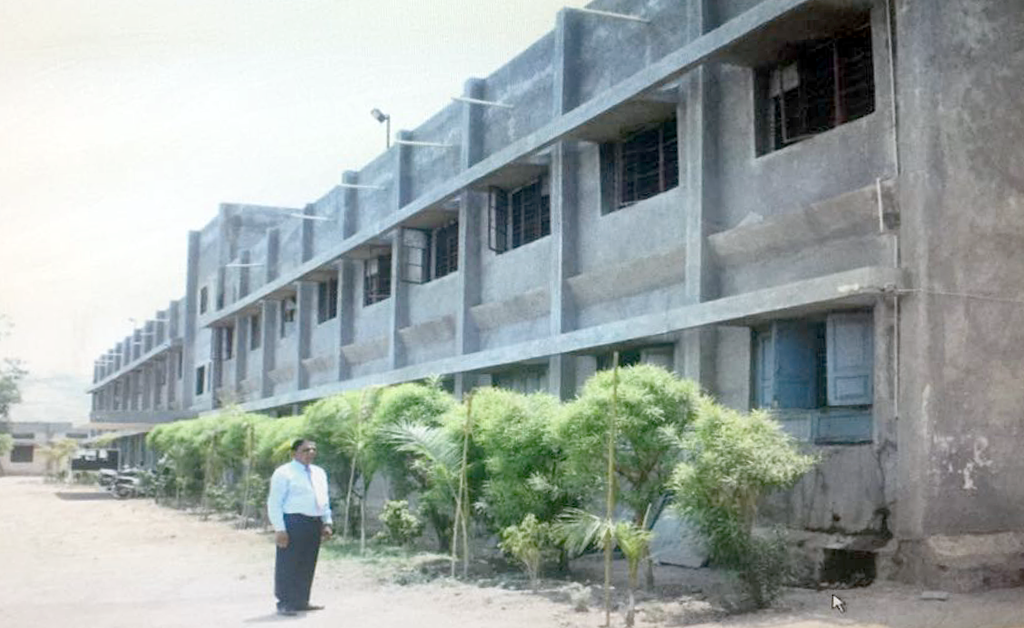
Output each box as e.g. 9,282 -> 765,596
434,221 -> 459,279
488,177 -> 550,253
767,23 -> 874,152
317,277 -> 339,322
616,116 -> 678,209
250,314 -> 261,350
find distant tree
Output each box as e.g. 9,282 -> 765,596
0,314 -> 27,420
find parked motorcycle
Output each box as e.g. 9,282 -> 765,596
98,468 -> 119,488
110,468 -> 143,499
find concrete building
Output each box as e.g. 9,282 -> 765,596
0,421 -> 86,476
88,0 -> 1024,591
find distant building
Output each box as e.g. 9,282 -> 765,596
87,0 -> 1024,591
0,421 -> 85,476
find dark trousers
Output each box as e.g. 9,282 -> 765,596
275,513 -> 322,610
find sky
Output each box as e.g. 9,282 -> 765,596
0,0 -> 588,424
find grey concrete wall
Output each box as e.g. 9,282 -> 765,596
573,146 -> 688,270
572,0 -> 690,107
353,152 -> 397,230
480,33 -> 556,160
276,224 -> 303,278
895,0 -> 1024,541
406,105 -> 462,203
311,188 -> 343,256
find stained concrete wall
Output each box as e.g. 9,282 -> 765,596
894,0 -> 1024,586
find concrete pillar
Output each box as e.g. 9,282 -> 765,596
300,205 -> 315,263
676,0 -> 718,391
396,130 -> 411,209
386,231 -> 405,370
337,259 -> 356,381
182,230 -> 201,410
265,228 -> 280,284
260,300 -> 278,399
548,141 -> 578,400
553,9 -> 579,115
238,251 -> 251,299
455,79 -> 487,368
296,281 -> 315,390
234,314 -> 249,398
341,171 -> 359,238
210,327 -> 223,409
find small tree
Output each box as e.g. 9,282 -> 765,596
472,387 -> 573,531
0,432 -> 12,476
38,439 -> 78,481
557,363 -> 702,587
499,513 -> 555,591
374,382 -> 459,550
666,402 -> 816,608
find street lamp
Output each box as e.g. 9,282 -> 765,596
370,108 -> 391,149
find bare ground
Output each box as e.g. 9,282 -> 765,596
1,476 -> 1022,628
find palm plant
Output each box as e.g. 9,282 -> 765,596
383,417 -> 465,561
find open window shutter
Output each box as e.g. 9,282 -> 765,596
773,321 -> 818,409
487,187 -> 508,252
826,312 -> 873,405
400,229 -> 429,284
752,329 -> 775,409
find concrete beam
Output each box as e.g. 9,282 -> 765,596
231,265 -> 904,413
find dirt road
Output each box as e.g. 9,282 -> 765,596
1,477 -> 1022,628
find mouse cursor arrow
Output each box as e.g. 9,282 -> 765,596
831,594 -> 847,613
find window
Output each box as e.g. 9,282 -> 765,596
364,253 -> 392,306
176,351 -> 183,379
400,222 -> 459,284
222,326 -> 234,360
280,295 -> 297,337
752,312 -> 873,443
199,286 -> 209,314
492,367 -> 548,394
11,432 -> 34,440
761,22 -> 874,153
596,349 -> 642,371
612,117 -> 678,210
317,277 -> 339,323
66,433 -> 88,439
10,445 -> 33,463
434,221 -> 459,279
250,314 -> 261,350
195,365 -> 206,396
488,177 -> 551,253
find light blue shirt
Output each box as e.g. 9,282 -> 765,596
267,459 -> 332,532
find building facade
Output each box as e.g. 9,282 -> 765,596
88,0 -> 1024,590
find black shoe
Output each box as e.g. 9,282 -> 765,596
298,604 -> 325,611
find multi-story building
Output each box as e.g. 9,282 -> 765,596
88,0 -> 1024,590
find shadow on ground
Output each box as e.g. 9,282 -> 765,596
54,491 -> 113,501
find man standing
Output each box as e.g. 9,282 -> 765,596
267,438 -> 333,616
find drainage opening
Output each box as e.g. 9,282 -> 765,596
821,549 -> 876,588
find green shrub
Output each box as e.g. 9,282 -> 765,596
556,364 -> 702,524
375,500 -> 424,546
471,387 -> 572,531
499,513 -> 556,590
667,402 -> 816,608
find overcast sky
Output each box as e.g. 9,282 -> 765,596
0,0 -> 588,423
